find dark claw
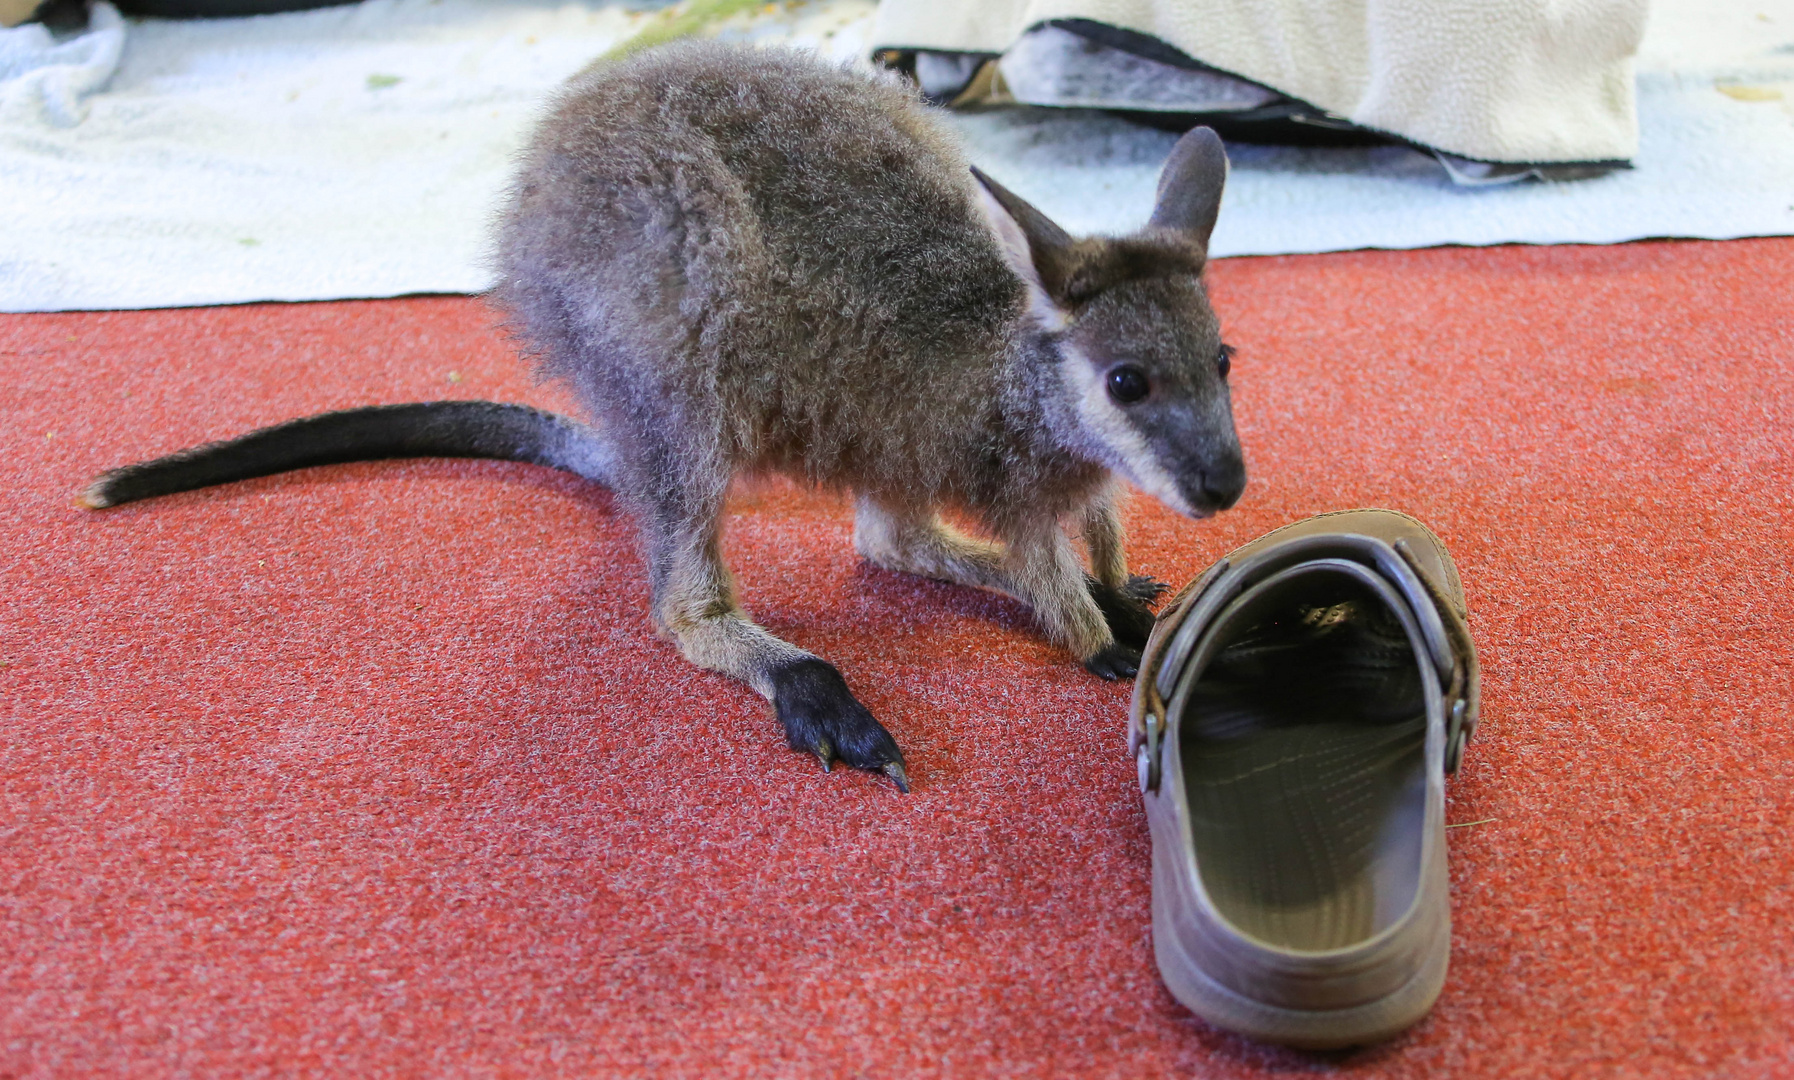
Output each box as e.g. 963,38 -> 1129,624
1122,573 -> 1171,607
1084,642 -> 1142,681
770,657 -> 908,787
882,761 -> 912,794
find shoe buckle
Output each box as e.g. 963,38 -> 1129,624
1445,699 -> 1469,774
1136,708 -> 1163,794
1444,666 -> 1478,774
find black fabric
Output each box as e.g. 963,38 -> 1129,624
113,0 -> 355,16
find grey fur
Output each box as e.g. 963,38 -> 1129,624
85,43 -> 1246,791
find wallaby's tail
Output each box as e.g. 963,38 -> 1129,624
80,401 -> 615,509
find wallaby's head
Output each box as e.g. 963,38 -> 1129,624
974,127 -> 1246,517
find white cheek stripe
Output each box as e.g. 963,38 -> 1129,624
1059,346 -> 1200,518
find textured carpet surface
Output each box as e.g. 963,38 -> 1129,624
1,238 -> 1790,1078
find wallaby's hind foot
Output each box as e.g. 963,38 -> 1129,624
659,601 -> 910,792
769,658 -> 909,792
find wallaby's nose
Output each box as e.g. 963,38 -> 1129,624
1202,460 -> 1247,511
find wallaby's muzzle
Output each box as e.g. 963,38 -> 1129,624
1194,453 -> 1247,514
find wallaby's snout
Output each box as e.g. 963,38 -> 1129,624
1168,366 -> 1248,515
1201,452 -> 1247,511
1158,395 -> 1248,516
1189,437 -> 1247,514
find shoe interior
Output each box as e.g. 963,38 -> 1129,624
1178,566 -> 1429,953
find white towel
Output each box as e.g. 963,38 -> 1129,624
0,0 -> 124,127
0,0 -> 877,312
1,0 -> 1789,313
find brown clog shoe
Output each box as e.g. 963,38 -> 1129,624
1130,509 -> 1481,1049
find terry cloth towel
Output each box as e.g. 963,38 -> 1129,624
0,0 -> 878,312
0,0 -> 124,128
870,0 -> 1649,165
1,0 -> 1790,313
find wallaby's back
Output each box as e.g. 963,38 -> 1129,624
495,43 -> 1031,499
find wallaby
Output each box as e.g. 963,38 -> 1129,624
81,43 -> 1246,793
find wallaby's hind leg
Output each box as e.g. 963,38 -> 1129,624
645,480 -> 909,790
855,495 -> 1161,671
853,495 -> 1010,592
1080,489 -> 1167,652
1081,486 -> 1130,590
998,515 -> 1144,679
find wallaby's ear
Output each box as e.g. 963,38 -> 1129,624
1149,126 -> 1228,250
971,165 -> 1073,312
971,165 -> 1072,253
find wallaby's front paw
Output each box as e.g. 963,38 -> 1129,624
1083,642 -> 1142,681
1087,574 -> 1164,650
769,658 -> 910,792
1120,573 -> 1170,606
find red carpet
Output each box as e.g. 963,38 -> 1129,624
2,239 -> 1789,1078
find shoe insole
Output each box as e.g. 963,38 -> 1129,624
1178,576 -> 1429,953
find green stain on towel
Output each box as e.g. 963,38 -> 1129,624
367,74 -> 404,90
599,0 -> 768,63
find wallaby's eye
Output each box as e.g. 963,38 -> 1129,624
1106,365 -> 1150,404
1217,344 -> 1235,379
